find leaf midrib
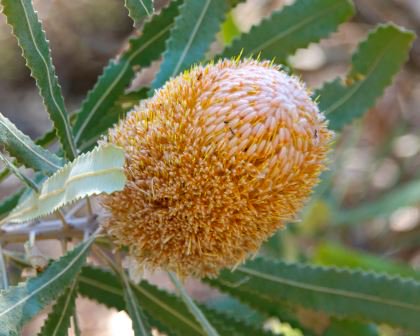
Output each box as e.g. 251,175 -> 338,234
246,0 -> 347,56
236,266 -> 420,312
0,239 -> 92,318
50,281 -> 76,336
74,24 -> 173,142
0,116 -> 61,171
324,35 -> 397,115
17,0 -> 76,156
170,0 -> 212,77
78,274 -> 205,334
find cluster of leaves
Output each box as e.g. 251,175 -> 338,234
0,0 -> 418,335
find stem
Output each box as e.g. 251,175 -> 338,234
167,272 -> 220,336
56,210 -> 70,229
0,216 -> 96,245
0,244 -> 9,289
72,304 -> 81,336
86,198 -> 94,217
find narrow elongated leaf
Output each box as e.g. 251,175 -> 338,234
78,266 -> 269,336
206,278 -> 316,336
0,113 -> 63,174
221,0 -> 354,62
0,190 -> 24,219
0,152 -> 39,192
334,179 -> 420,225
37,281 -> 78,336
73,0 -> 182,148
125,0 -> 154,25
168,272 -> 220,336
78,87 -> 149,153
151,0 -> 227,89
1,0 -> 77,159
120,270 -> 152,336
210,258 -> 420,332
1,144 -> 126,224
317,24 -> 415,130
314,243 -> 420,281
0,236 -> 95,336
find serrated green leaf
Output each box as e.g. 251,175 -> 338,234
1,0 -> 77,160
125,0 -> 154,26
210,258 -> 420,332
0,113 -> 63,174
0,190 -> 23,219
317,24 -> 415,130
78,87 -> 149,153
314,243 -> 420,281
37,281 -> 77,336
221,0 -> 354,62
334,179 -> 420,225
206,278 -> 316,336
168,272 -> 220,336
0,152 -> 39,191
0,236 -> 95,336
1,144 -> 126,224
120,270 -> 152,336
73,0 -> 182,148
151,0 -> 227,89
78,266 -> 269,336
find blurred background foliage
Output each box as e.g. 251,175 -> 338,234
0,0 -> 419,335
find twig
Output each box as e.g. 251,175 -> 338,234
0,244 -> 9,289
167,272 -> 220,336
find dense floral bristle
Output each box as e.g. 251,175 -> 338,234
102,59 -> 332,277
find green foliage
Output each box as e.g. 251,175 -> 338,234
73,0 -> 181,149
1,144 -> 126,224
78,266 -> 269,336
0,0 -> 417,334
125,0 -> 154,26
0,237 -> 95,336
120,269 -> 152,336
0,0 -> 77,160
221,0 -> 354,62
0,190 -> 23,219
324,319 -> 379,336
0,113 -> 63,174
152,0 -> 228,89
334,179 -> 420,224
210,258 -> 420,332
37,281 -> 78,336
317,24 -> 415,130
314,243 -> 420,281
0,152 -> 39,191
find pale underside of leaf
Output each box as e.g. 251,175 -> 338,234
221,0 -> 354,62
1,0 -> 77,160
317,24 -> 415,130
151,0 -> 228,89
0,112 -> 63,174
1,144 -> 126,224
0,236 -> 96,336
73,0 -> 182,147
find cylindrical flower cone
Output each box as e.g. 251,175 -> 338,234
102,59 -> 332,278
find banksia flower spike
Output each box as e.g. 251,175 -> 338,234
102,59 -> 332,278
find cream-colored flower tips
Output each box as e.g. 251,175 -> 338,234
102,59 -> 332,277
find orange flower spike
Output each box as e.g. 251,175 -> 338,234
102,59 -> 333,278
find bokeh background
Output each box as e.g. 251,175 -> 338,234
0,0 -> 419,335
